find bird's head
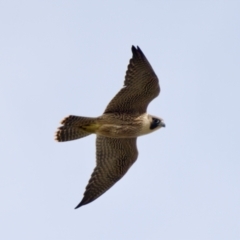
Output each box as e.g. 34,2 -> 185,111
149,116 -> 165,131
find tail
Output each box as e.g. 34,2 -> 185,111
55,115 -> 99,142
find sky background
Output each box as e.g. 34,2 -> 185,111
1,1 -> 240,239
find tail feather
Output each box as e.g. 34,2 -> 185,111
55,115 -> 98,142
60,115 -> 96,126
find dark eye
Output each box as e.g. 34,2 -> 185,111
150,118 -> 160,130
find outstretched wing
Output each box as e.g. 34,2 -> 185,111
104,46 -> 160,115
75,136 -> 138,208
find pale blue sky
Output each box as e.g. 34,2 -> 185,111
1,1 -> 240,239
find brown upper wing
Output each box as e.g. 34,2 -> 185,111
104,46 -> 160,115
75,136 -> 138,208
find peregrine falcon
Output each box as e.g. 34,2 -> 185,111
55,46 -> 165,208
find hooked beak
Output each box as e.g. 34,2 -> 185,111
160,121 -> 166,128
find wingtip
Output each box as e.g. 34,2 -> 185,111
131,45 -> 137,54
136,45 -> 141,51
131,45 -> 141,50
131,45 -> 144,57
74,200 -> 84,209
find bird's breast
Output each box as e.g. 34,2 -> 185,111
96,114 -> 151,138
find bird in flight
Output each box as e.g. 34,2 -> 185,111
55,46 -> 165,208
